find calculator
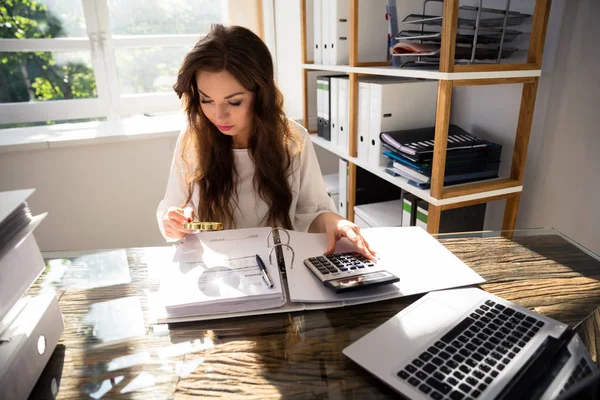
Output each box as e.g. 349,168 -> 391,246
303,252 -> 399,293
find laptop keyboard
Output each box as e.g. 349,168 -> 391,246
559,357 -> 595,396
397,299 -> 545,399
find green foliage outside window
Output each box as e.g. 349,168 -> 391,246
0,0 -> 97,103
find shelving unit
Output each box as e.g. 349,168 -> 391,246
300,0 -> 551,234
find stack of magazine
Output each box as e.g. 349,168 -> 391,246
381,125 -> 502,189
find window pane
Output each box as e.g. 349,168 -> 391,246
114,46 -> 190,95
0,0 -> 87,38
0,52 -> 97,103
107,0 -> 227,35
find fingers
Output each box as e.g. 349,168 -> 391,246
323,229 -> 337,255
344,228 -> 376,261
163,207 -> 197,239
360,236 -> 378,261
183,207 -> 195,222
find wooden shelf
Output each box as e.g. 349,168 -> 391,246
300,0 -> 551,234
301,64 -> 541,81
311,134 -> 522,207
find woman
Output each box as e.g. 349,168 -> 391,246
156,24 -> 375,260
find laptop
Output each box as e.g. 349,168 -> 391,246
343,287 -> 599,399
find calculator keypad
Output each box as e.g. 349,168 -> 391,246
306,252 -> 376,276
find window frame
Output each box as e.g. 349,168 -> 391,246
0,0 -> 238,125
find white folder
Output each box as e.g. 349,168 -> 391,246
357,80 -> 371,162
330,77 -> 340,148
337,77 -> 350,154
328,0 -> 350,65
357,0 -> 389,63
321,0 -> 330,65
338,159 -> 348,219
313,0 -> 323,64
0,293 -> 64,400
368,79 -> 438,168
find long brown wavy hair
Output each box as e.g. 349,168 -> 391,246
173,24 -> 301,229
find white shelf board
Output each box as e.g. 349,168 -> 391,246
302,64 -> 541,81
310,134 -> 522,207
310,134 -> 348,159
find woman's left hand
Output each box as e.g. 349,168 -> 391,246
314,212 -> 377,261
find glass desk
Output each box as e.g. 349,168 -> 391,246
28,228 -> 600,399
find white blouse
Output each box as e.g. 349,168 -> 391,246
156,120 -> 337,240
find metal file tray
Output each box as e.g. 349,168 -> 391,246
396,29 -> 521,45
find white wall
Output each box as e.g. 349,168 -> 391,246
517,0 -> 600,254
0,137 -> 176,251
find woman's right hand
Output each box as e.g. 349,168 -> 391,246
162,206 -> 197,240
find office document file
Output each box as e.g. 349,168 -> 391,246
312,0 -> 386,64
0,293 -> 64,400
330,77 -> 340,147
357,80 -> 371,162
320,0 -> 330,63
401,192 -> 417,227
316,75 -> 330,140
149,226 -> 484,323
338,159 -> 349,219
337,77 -> 350,153
354,199 -> 404,229
313,0 -> 323,63
318,75 -> 345,141
327,0 -> 350,65
368,79 -> 438,168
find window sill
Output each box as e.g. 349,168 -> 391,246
0,113 -> 186,153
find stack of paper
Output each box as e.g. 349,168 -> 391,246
156,227 -> 286,318
0,189 -> 65,399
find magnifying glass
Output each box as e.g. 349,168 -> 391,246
183,221 -> 224,231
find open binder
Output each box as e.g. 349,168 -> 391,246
149,226 -> 485,324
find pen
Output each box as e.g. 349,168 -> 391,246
255,254 -> 274,288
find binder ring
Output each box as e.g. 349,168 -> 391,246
266,227 -> 290,247
269,243 -> 295,269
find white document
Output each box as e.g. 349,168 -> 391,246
330,77 -> 340,147
328,0 -> 350,65
368,79 -> 438,168
313,0 -> 322,64
151,226 -> 485,323
337,77 -> 349,153
285,226 -> 485,303
357,81 -> 371,162
321,0 -> 330,64
156,227 -> 285,317
338,158 -> 348,219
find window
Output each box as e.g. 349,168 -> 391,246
0,0 -> 228,126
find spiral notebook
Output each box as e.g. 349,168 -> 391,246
149,226 -> 485,324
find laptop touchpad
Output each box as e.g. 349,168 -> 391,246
400,298 -> 462,340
